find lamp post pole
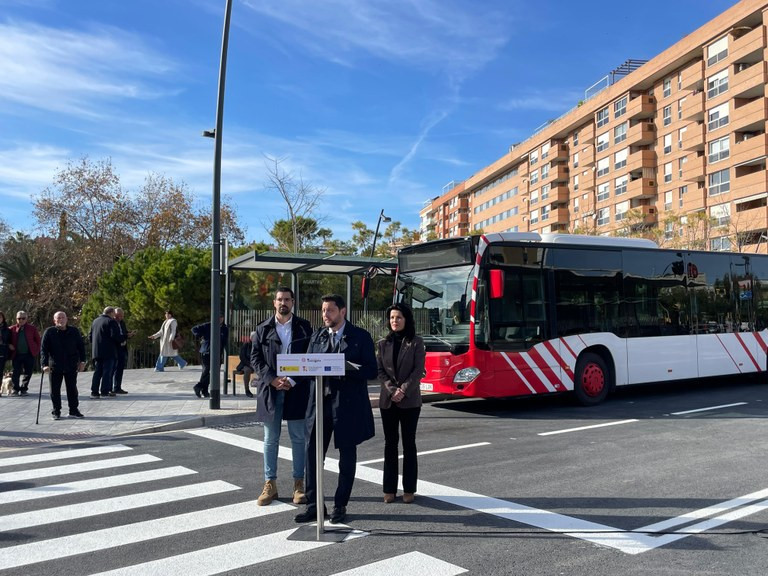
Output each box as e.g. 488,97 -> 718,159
203,0 -> 233,410
363,209 -> 390,315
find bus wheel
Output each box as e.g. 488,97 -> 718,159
574,352 -> 610,406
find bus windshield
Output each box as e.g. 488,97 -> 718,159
396,265 -> 474,352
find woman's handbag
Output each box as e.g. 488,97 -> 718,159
171,330 -> 185,350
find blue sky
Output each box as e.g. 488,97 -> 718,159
0,0 -> 738,244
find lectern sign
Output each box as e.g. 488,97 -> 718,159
277,353 -> 345,377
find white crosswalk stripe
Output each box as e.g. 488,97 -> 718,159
0,479 -> 239,532
0,435 -> 467,575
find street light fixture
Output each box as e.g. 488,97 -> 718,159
363,209 -> 391,315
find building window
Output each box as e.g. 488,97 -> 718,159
614,122 -> 627,145
707,102 -> 729,131
663,105 -> 672,126
573,196 -> 580,212
614,96 -> 627,118
597,182 -> 610,201
530,209 -> 539,224
541,205 -> 550,221
530,149 -> 539,166
614,175 -> 628,196
708,168 -> 730,196
711,236 -> 732,251
573,174 -> 579,191
710,203 -> 731,227
597,207 -> 610,226
679,185 -> 687,208
663,78 -> 672,98
708,135 -> 730,163
664,133 -> 672,155
541,163 -> 550,180
541,183 -> 551,201
707,36 -> 728,66
530,169 -> 539,185
573,152 -> 579,168
677,71 -> 683,91
664,162 -> 672,183
597,132 -> 610,152
615,201 -> 629,221
707,69 -> 728,99
597,107 -> 609,127
541,142 -> 551,160
573,131 -> 579,146
665,221 -> 674,239
664,191 -> 673,210
678,97 -> 685,120
530,188 -> 539,205
614,148 -> 628,170
678,156 -> 687,178
597,157 -> 610,177
678,126 -> 687,149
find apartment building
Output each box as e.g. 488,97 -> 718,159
421,0 -> 768,252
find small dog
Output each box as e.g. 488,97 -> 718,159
0,373 -> 13,396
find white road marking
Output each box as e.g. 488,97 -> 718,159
359,442 -> 490,465
0,500 -> 293,570
0,466 -> 196,505
0,480 -> 240,532
537,419 -> 639,436
0,445 -> 132,468
89,527 -> 368,576
330,551 -> 467,575
670,402 -> 748,415
189,428 -> 768,555
0,454 -> 161,483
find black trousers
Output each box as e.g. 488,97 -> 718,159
50,371 -> 79,413
113,349 -> 127,391
198,353 -> 211,393
304,406 -> 357,509
380,405 -> 421,494
12,353 -> 34,391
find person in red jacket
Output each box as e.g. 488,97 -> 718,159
9,310 -> 41,396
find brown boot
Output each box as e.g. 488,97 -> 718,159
402,492 -> 415,504
257,480 -> 278,506
292,479 -> 307,504
383,493 -> 395,504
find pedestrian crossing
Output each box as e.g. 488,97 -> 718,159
0,440 -> 467,575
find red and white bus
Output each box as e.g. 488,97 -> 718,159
395,233 -> 768,405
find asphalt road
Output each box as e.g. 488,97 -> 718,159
1,376 -> 767,575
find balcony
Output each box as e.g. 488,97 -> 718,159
730,25 -> 766,65
733,200 -> 768,229
626,177 -> 657,200
681,185 -> 707,212
551,206 -> 570,224
634,205 -> 658,226
580,169 -> 595,191
578,123 -> 596,143
682,126 -> 705,151
549,143 -> 569,161
731,133 -> 768,166
731,97 -> 768,132
734,167 -> 768,196
544,163 -> 569,183
682,154 -> 705,181
579,145 -> 595,167
627,122 -> 656,146
731,61 -> 767,99
627,94 -> 656,120
681,90 -> 705,121
626,149 -> 657,174
680,59 -> 704,91
549,183 -> 569,203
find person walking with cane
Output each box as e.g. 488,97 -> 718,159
40,311 -> 86,420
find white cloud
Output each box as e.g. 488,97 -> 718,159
0,20 -> 178,118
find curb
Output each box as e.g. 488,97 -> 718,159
114,410 -> 260,437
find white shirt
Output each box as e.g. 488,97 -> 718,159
275,315 -> 296,387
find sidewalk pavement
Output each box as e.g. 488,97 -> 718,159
0,367 -> 448,451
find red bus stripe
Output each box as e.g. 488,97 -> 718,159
527,346 -> 564,389
559,337 -> 579,361
715,335 -> 743,373
756,332 -> 768,355
506,353 -> 550,394
734,332 -> 761,372
543,340 -> 575,381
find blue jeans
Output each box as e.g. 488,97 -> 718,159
263,390 -> 306,481
155,355 -> 187,371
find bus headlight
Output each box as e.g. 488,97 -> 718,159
453,367 -> 480,383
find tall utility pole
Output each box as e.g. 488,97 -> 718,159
203,0 -> 233,409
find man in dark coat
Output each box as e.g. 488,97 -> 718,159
111,307 -> 134,394
41,311 -> 86,419
295,294 -> 377,525
192,316 -> 228,398
9,310 -> 41,396
251,287 -> 313,506
89,307 -> 122,398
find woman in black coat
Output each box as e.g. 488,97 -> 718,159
377,302 -> 425,504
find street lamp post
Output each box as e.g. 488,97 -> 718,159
363,209 -> 391,315
202,0 -> 233,410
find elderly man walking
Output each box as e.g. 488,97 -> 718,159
41,311 -> 86,420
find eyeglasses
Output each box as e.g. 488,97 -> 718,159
17,317 -> 26,320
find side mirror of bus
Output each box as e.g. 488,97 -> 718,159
489,269 -> 504,299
